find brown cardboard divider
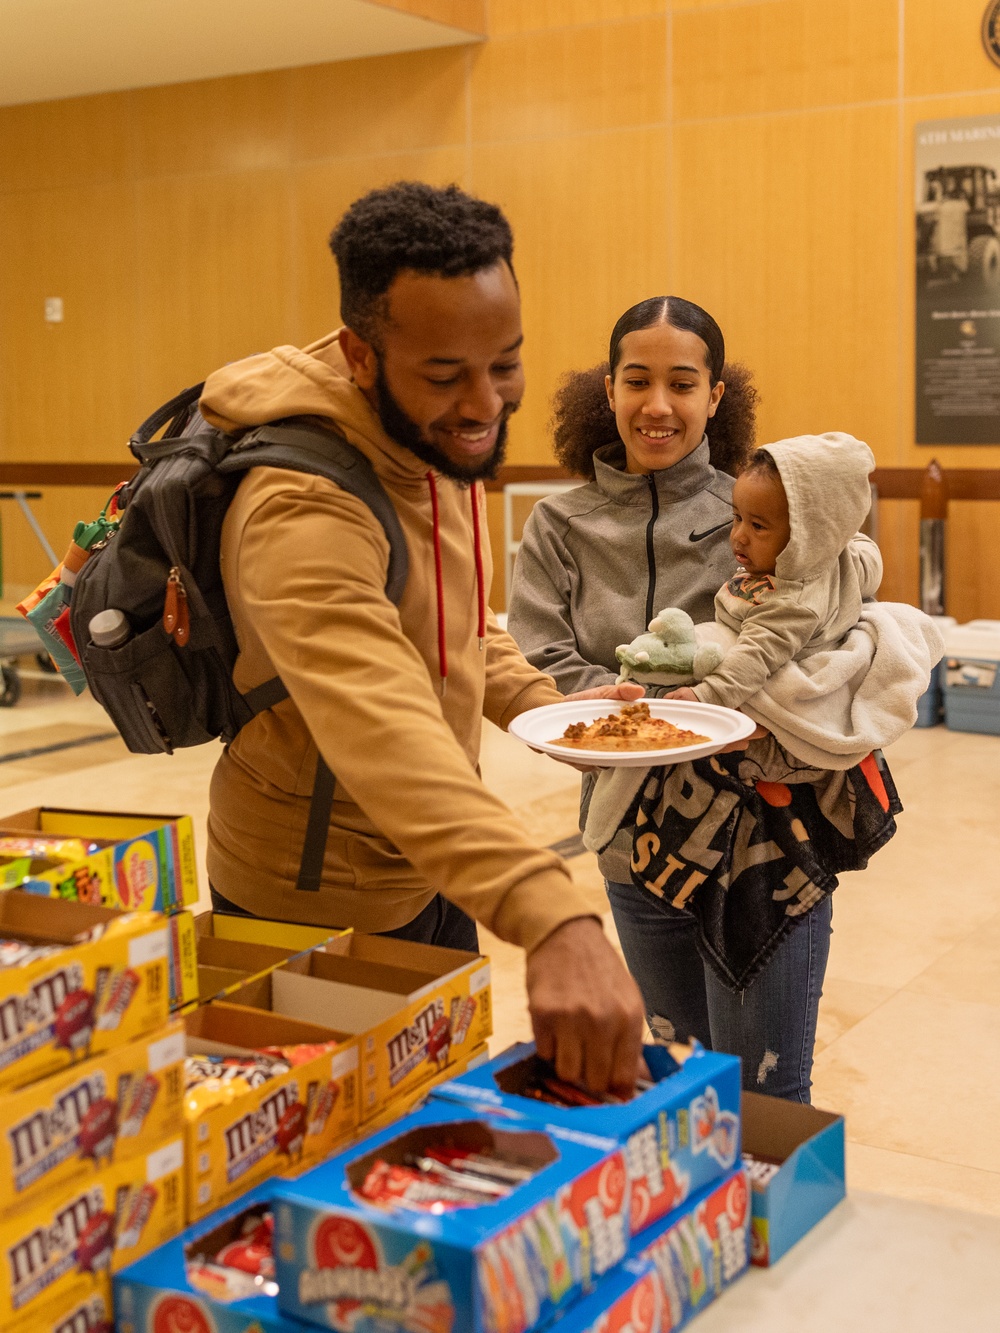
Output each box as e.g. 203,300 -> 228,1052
0,887 -> 123,944
321,933 -> 481,987
742,1091 -> 841,1163
345,1120 -> 558,1195
186,1000 -> 351,1054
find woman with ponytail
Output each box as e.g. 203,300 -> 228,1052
508,296 -> 833,1104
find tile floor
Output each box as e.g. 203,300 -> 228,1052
2,674 -> 999,1219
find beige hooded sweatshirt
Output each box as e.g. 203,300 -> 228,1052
200,332 -> 591,952
693,433 -> 882,711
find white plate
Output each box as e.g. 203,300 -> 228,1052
509,698 -> 757,768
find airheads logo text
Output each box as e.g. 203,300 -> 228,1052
8,1069 -> 109,1192
0,962 -> 87,1068
301,1216 -> 426,1331
7,1185 -> 107,1310
149,1295 -> 215,1333
386,999 -> 446,1087
223,1080 -> 301,1183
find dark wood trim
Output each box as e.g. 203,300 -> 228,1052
0,463 -> 139,486
1,460 -> 998,501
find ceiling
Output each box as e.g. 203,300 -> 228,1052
0,0 -> 479,107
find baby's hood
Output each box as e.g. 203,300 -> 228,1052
762,433 -> 875,582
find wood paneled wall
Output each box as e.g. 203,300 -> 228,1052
2,0 -> 999,616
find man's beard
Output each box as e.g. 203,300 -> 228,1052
373,363 -> 514,483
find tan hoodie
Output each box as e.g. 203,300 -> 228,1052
693,433 -> 883,711
200,332 -> 590,952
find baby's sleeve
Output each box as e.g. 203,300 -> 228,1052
692,595 -> 821,710
846,532 -> 883,599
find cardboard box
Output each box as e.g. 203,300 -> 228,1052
0,1136 -> 184,1329
115,1183 -> 314,1333
272,1102 -> 631,1333
638,1168 -> 749,1329
183,1003 -> 360,1223
185,911 -> 341,1011
741,1091 -> 845,1266
34,1283 -> 115,1333
0,892 -> 171,1092
224,933 -> 492,1121
0,1019 -> 184,1212
540,1257 -> 665,1332
432,1041 -> 741,1236
197,912 -> 349,954
0,807 -> 198,914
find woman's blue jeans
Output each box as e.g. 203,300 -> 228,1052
606,880 -> 832,1103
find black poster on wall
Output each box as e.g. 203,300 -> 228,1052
915,115 -> 1000,444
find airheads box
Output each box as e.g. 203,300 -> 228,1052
741,1091 -> 844,1266
0,1136 -> 184,1329
541,1256 -> 665,1332
431,1041 -> 741,1236
183,1003 -> 360,1223
116,1183 -> 311,1333
223,933 -> 492,1121
0,1019 -> 184,1212
637,1168 -> 750,1329
0,892 -> 171,1092
271,1101 -> 631,1333
0,807 -> 198,913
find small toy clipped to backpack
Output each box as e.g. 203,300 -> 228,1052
615,608 -> 730,689
18,379 -> 408,757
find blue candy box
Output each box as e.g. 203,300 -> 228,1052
430,1042 -> 741,1236
271,1100 -> 633,1333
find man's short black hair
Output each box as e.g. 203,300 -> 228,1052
329,181 -> 514,343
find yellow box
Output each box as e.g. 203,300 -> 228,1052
180,911 -> 346,1012
0,892 -> 171,1093
196,910 -> 349,953
10,1276 -> 113,1333
0,1135 -> 184,1328
225,934 -> 492,1121
183,1003 -> 360,1222
0,1019 -> 184,1212
354,1040 -> 491,1137
0,806 -> 199,914
165,909 -> 198,1011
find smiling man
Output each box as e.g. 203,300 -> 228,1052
199,182 -> 645,1094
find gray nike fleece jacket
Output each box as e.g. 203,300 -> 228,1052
508,437 -> 738,885
508,437 -> 738,695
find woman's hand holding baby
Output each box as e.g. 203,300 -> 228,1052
662,686 -> 699,702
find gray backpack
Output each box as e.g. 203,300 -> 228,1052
71,380 -> 408,893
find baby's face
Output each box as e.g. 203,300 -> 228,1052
730,469 -> 790,575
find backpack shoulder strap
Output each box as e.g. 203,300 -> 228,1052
218,419 -> 408,605
218,418 -> 411,898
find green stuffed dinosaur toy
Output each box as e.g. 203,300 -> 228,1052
615,608 -> 726,687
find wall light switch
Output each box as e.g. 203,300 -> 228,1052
44,297 -> 63,323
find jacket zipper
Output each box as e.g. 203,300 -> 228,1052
644,475 -> 659,626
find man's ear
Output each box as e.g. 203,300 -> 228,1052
338,326 -> 379,391
605,372 -> 616,413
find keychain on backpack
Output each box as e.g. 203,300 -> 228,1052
16,484 -> 127,695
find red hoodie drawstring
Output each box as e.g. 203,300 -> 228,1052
426,471 -> 448,695
470,483 -> 486,650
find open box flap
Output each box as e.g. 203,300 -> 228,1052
322,932 -> 482,980
270,967 -> 407,1033
186,1000 -> 351,1051
0,887 -> 121,942
0,806 -> 176,838
206,912 -> 345,953
742,1091 -> 841,1163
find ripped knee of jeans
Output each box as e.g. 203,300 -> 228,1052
756,1049 -> 779,1085
648,1014 -> 676,1045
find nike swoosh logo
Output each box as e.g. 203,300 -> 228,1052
688,521 -> 732,542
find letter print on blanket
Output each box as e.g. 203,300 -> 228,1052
628,751 -> 901,990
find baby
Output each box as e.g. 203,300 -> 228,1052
665,433 -> 882,710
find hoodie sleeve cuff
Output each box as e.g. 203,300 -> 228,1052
490,868 -> 601,954
495,677 -> 564,732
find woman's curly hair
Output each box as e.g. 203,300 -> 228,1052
552,295 -> 758,480
552,358 -> 759,481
